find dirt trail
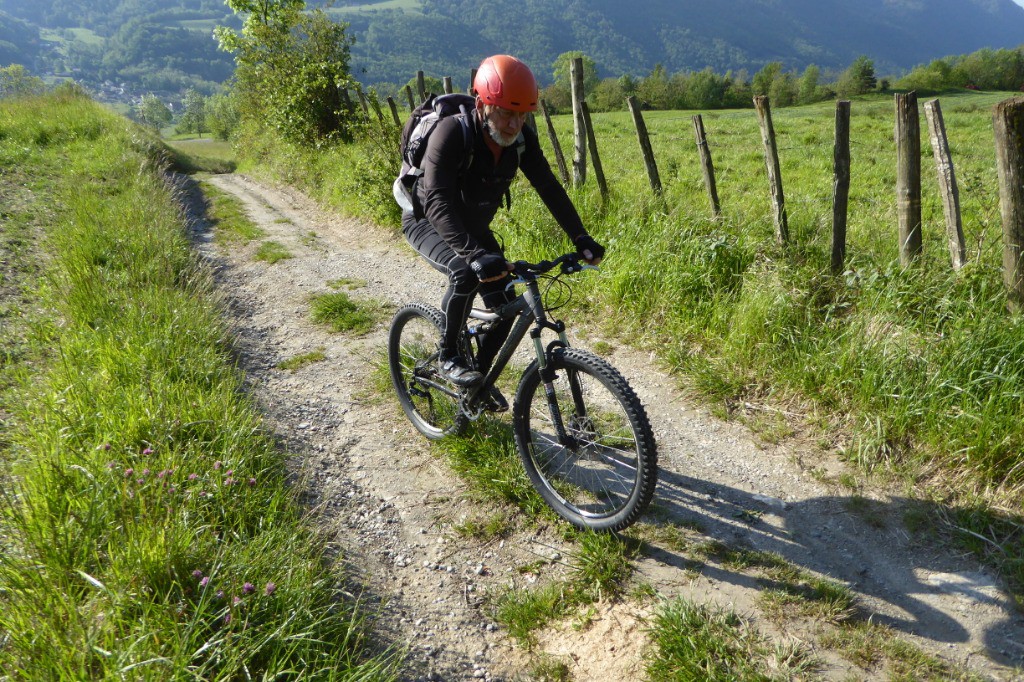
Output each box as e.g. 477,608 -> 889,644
187,172 -> 1024,681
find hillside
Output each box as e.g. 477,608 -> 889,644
2,0 -> 1024,95
346,0 -> 1024,85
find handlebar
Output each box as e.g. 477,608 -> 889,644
510,253 -> 597,280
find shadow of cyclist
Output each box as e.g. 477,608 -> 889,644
639,467 -> 1024,671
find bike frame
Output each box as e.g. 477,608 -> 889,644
461,266 -> 590,448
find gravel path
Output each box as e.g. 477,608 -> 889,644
185,172 -> 1024,681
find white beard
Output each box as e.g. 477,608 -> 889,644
484,119 -> 517,148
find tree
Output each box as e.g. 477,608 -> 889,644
637,63 -> 670,109
590,77 -> 626,112
685,68 -> 728,110
837,55 -> 877,97
205,90 -> 240,140
0,64 -> 45,99
752,62 -> 783,97
176,87 -> 208,137
216,0 -> 356,146
136,93 -> 173,129
798,64 -> 820,104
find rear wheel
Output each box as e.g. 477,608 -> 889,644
388,303 -> 466,439
513,348 -> 657,531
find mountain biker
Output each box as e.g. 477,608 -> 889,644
400,54 -> 605,410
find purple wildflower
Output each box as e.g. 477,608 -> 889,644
264,582 -> 276,596
223,612 -> 231,624
213,461 -> 222,470
242,582 -> 255,595
106,461 -> 116,469
100,443 -> 111,451
192,569 -> 203,580
188,473 -> 198,481
248,478 -> 256,487
124,468 -> 134,478
233,596 -> 242,606
142,448 -> 153,455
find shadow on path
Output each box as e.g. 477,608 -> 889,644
642,467 -> 1024,670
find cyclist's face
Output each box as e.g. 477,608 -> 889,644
481,104 -> 528,147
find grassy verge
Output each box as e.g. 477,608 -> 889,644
0,92 -> 396,679
237,92 -> 1024,605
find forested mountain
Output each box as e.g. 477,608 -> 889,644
350,0 -> 1024,86
1,0 -> 1023,96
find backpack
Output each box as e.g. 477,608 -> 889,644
392,93 -> 476,219
392,92 -> 526,219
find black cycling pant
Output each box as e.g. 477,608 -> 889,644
402,214 -> 515,373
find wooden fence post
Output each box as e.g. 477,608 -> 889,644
404,85 -> 415,111
993,97 -> 1024,312
386,97 -> 401,126
443,76 -> 453,95
832,101 -> 851,274
416,71 -> 426,102
355,86 -> 370,120
627,96 -> 661,194
692,114 -> 720,218
367,93 -> 385,123
753,95 -> 788,244
895,91 -> 923,265
581,102 -> 608,200
540,99 -> 570,186
924,99 -> 967,270
570,56 -> 587,187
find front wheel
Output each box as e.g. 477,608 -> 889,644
513,348 -> 657,531
388,303 -> 466,439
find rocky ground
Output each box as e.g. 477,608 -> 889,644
183,171 -> 1024,681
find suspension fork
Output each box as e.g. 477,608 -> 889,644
523,286 -> 581,447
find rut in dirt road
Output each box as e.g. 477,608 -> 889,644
194,172 -> 1024,681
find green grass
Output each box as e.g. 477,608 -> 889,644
309,291 -> 380,334
324,0 -> 422,15
820,621 -> 985,681
200,181 -> 265,243
645,599 -> 813,681
276,348 -> 328,371
0,91 -> 396,680
255,240 -> 293,263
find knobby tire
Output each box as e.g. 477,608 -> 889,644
513,348 -> 657,531
388,303 -> 466,439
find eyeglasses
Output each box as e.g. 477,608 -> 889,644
489,107 -> 529,124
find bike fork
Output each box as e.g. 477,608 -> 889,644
534,329 -> 577,448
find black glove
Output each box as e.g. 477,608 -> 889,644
470,252 -> 508,281
575,234 -> 605,262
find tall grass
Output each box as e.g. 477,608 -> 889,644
0,92 -> 396,679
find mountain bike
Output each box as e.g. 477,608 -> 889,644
387,253 -> 657,531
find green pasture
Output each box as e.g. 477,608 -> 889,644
324,0 -> 422,15
40,27 -> 105,50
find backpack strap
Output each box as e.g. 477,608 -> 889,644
456,103 -> 474,172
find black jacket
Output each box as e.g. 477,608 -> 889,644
413,109 -> 586,265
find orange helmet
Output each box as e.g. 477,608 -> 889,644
473,55 -> 538,112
